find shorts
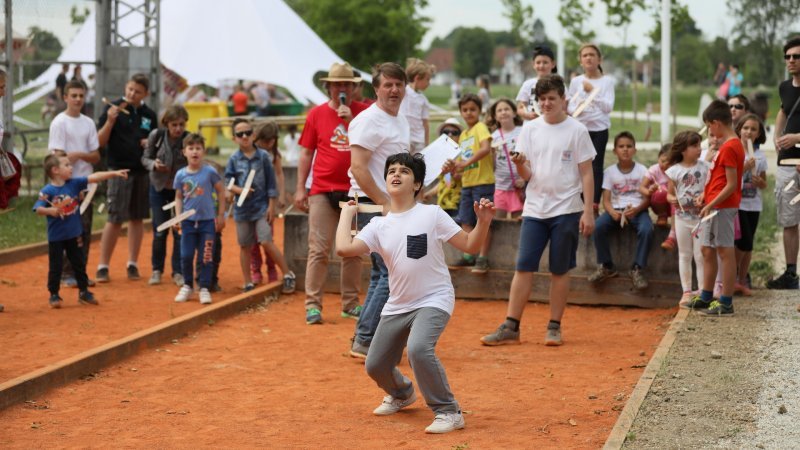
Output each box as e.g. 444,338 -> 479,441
700,208 -> 737,248
734,210 -> 760,252
775,172 -> 800,228
458,184 -> 495,227
107,172 -> 150,223
516,213 -> 580,275
494,188 -> 524,213
236,217 -> 273,247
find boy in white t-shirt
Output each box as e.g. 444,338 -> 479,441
587,131 -> 653,290
336,153 -> 495,434
480,74 -> 595,347
48,80 -> 101,287
399,58 -> 434,154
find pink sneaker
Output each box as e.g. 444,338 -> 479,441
679,291 -> 693,308
251,271 -> 263,285
661,236 -> 676,251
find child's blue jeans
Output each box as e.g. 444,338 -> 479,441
180,219 -> 216,290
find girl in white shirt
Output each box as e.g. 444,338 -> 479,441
567,43 -> 615,210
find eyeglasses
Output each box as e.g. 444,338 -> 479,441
234,129 -> 254,138
784,54 -> 800,61
728,104 -> 745,110
441,129 -> 460,137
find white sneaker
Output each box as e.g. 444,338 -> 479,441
174,285 -> 193,302
373,391 -> 417,416
425,412 -> 465,434
148,270 -> 162,285
199,288 -> 212,305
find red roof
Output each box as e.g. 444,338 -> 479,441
425,48 -> 454,72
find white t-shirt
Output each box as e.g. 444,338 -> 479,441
740,148 -> 768,212
399,86 -> 430,145
567,75 -> 615,131
348,103 -> 410,198
602,162 -> 647,210
665,160 -> 710,220
518,116 -> 596,218
515,77 -> 541,116
491,126 -> 522,190
356,204 -> 462,316
48,112 -> 99,178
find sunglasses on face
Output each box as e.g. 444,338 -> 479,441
235,129 -> 254,138
784,54 -> 800,61
441,129 -> 460,137
729,104 -> 745,110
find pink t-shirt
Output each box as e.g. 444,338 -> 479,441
647,164 -> 669,189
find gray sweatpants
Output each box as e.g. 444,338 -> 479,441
364,307 -> 460,414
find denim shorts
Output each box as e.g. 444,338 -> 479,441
457,184 -> 495,227
516,213 -> 581,275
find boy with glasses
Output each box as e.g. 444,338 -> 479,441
225,118 -> 296,294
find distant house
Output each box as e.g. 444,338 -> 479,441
425,47 -> 455,86
491,47 -> 527,86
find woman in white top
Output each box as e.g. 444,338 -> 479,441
567,43 -> 615,209
516,45 -> 558,121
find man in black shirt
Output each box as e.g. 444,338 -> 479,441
95,73 -> 157,283
768,36 -> 800,290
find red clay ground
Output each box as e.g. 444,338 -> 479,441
0,218 -> 674,448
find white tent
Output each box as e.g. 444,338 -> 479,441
14,0 -> 357,112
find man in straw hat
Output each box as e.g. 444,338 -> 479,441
295,62 -> 370,325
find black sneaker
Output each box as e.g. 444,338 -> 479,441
210,283 -> 223,293
766,271 -> 799,290
96,267 -> 110,283
471,257 -> 489,274
49,294 -> 63,309
698,300 -> 734,317
242,283 -> 255,292
681,294 -> 714,310
78,290 -> 99,306
127,265 -> 141,280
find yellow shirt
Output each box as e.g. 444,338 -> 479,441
459,122 -> 494,187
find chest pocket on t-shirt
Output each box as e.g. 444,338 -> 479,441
406,233 -> 428,259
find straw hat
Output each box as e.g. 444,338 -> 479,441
320,62 -> 362,82
437,117 -> 463,134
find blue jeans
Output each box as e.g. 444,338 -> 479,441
150,186 -> 182,276
180,219 -> 216,290
354,210 -> 389,347
594,210 -> 653,269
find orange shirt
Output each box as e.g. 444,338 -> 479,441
704,138 -> 744,209
232,91 -> 249,115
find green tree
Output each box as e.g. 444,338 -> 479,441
729,0 -> 800,85
501,0 -> 535,49
558,0 -> 596,45
453,27 -> 493,79
22,26 -> 62,81
70,5 -> 91,25
286,0 -> 430,70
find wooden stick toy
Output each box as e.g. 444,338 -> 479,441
156,209 -> 196,232
790,192 -> 800,206
162,200 -> 176,211
102,97 -> 130,115
237,169 -> 256,207
784,179 -> 796,193
79,183 -> 98,215
572,88 -> 600,118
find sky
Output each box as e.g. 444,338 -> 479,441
7,0 -> 736,59
419,0 -> 737,57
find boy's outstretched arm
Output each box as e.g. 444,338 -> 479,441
214,180 -> 227,232
87,169 -> 129,183
448,198 -> 495,254
336,201 -> 370,257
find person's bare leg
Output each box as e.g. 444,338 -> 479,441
127,219 -> 144,264
505,271 -> 534,320
702,246 -> 718,292
548,273 -> 570,322
261,241 -> 291,275
240,247 -> 252,285
98,222 -> 122,266
783,226 -> 799,266
718,247 -> 736,297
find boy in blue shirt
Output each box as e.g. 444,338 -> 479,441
173,134 -> 227,304
225,118 -> 296,293
35,151 -> 129,308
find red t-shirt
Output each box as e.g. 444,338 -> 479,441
231,91 -> 249,115
299,101 -> 368,195
704,138 -> 744,209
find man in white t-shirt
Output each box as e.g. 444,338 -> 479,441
48,80 -> 101,287
347,62 -> 411,358
336,152 -> 495,434
480,74 -> 595,347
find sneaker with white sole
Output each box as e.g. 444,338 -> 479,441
480,323 -> 520,346
172,273 -> 185,287
199,288 -> 212,305
544,322 -> 563,346
148,270 -> 162,285
373,391 -> 417,416
282,272 -> 296,294
425,411 -> 465,434
175,285 -> 193,302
